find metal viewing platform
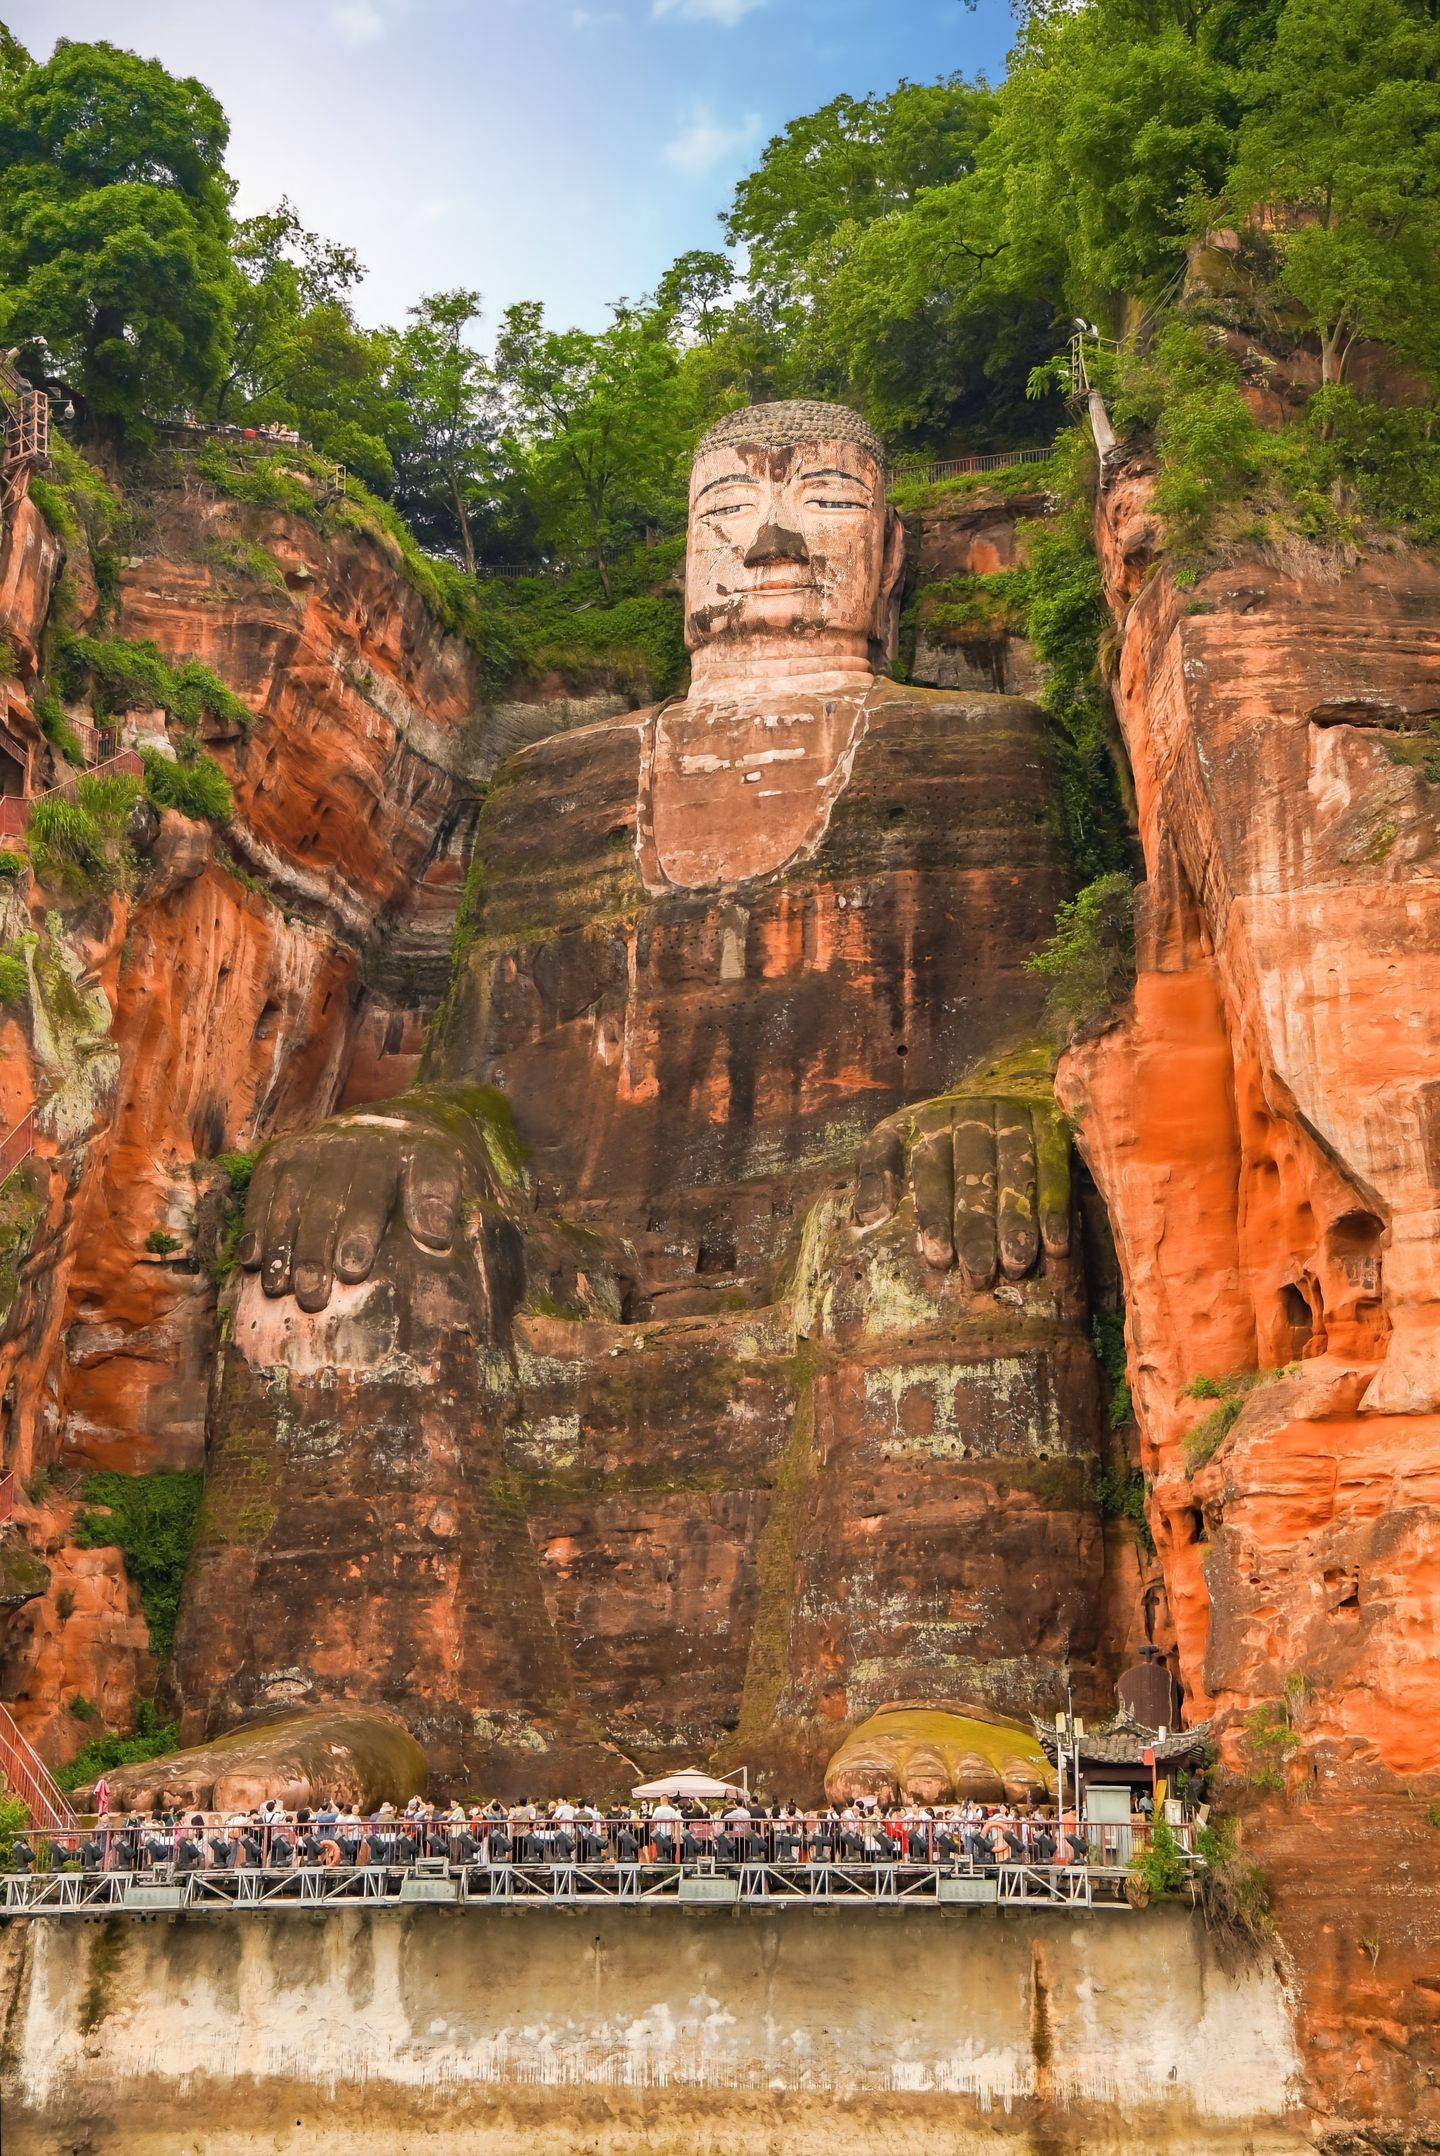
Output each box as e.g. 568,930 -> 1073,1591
0,1854 -> 1140,1919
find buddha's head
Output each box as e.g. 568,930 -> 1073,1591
684,400 -> 905,690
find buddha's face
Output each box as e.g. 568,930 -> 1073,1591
684,434 -> 903,678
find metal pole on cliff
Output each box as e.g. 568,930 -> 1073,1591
1056,1710 -> 1066,1824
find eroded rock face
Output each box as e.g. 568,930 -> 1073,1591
1059,457 -> 1440,2129
0,470 -> 496,1765
907,486 -> 1047,697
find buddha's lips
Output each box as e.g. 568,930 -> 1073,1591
716,575 -> 817,597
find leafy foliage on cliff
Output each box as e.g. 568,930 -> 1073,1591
57,1702 -> 180,1795
74,1470 -> 204,1663
0,39 -> 233,443
1129,1817 -> 1192,1901
0,942 -> 26,1008
1026,872 -> 1136,1038
139,747 -> 232,826
26,773 -> 140,897
1023,491 -> 1136,881
56,632 -> 251,738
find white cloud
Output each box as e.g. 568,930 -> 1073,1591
653,0 -> 766,26
661,103 -> 763,177
571,5 -> 622,23
330,2 -> 385,42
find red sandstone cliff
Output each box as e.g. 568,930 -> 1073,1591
1058,449 -> 1440,2133
0,462 -> 490,1760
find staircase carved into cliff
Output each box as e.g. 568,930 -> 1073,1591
0,1699 -> 75,1829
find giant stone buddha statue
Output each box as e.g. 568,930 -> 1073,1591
177,402 -> 1117,1795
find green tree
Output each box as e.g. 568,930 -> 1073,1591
387,289 -> 496,573
727,78 -> 995,316
494,299 -> 696,596
988,8 -> 1241,312
655,249 -> 735,346
0,38 -> 234,443
0,22 -> 31,94
722,71 -> 1063,448
794,177 -> 1058,443
217,197 -> 363,417
1230,0 -> 1440,385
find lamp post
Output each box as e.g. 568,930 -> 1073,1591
1054,1686 -> 1087,1850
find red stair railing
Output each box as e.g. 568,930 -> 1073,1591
0,1107 -> 36,1185
0,746 -> 145,839
0,1701 -> 74,1830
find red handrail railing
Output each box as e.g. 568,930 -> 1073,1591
0,746 -> 145,839
0,1472 -> 15,1525
0,1702 -> 74,1831
0,1108 -> 36,1184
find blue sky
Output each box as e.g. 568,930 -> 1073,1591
7,0 -> 1017,336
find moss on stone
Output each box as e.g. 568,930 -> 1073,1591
0,1166 -> 44,1336
0,1539 -> 50,1609
733,1375 -> 817,1756
79,1921 -> 129,2037
194,1366 -> 287,1553
824,1704 -> 1054,1802
98,1705 -> 428,1814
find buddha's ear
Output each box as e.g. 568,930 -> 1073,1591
873,505 -> 907,672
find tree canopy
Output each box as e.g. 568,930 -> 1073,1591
0,38 -> 233,439
2,5 -> 1438,584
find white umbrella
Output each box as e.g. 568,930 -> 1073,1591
630,1768 -> 747,1802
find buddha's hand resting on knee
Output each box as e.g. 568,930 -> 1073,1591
851,1093 -> 1071,1288
237,1085 -> 509,1314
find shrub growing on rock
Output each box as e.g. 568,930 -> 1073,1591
1025,871 -> 1135,1038
141,747 -> 232,826
73,1470 -> 203,1663
27,776 -> 141,897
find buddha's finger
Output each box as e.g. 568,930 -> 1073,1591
911,1124 -> 956,1270
1033,1105 -> 1072,1258
236,1151 -> 277,1271
291,1150 -> 350,1313
952,1100 -> 998,1291
996,1102 -> 1039,1280
259,1153 -> 307,1298
333,1137 -> 398,1284
854,1123 -> 905,1229
401,1132 -> 462,1252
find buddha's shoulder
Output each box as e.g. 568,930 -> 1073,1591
493,702 -> 653,789
866,677 -> 1044,725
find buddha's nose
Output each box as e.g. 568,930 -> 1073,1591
744,520 -> 809,568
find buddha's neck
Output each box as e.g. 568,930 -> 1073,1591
687,640 -> 877,702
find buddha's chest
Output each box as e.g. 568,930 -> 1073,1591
637,688 -> 872,893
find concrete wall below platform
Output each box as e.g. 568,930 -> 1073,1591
0,1904 -> 1303,2153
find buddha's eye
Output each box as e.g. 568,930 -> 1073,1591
807,497 -> 868,511
704,503 -> 751,519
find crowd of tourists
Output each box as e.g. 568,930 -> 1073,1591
8,1792 -> 1106,1877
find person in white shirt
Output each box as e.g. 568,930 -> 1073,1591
649,1799 -> 681,1858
